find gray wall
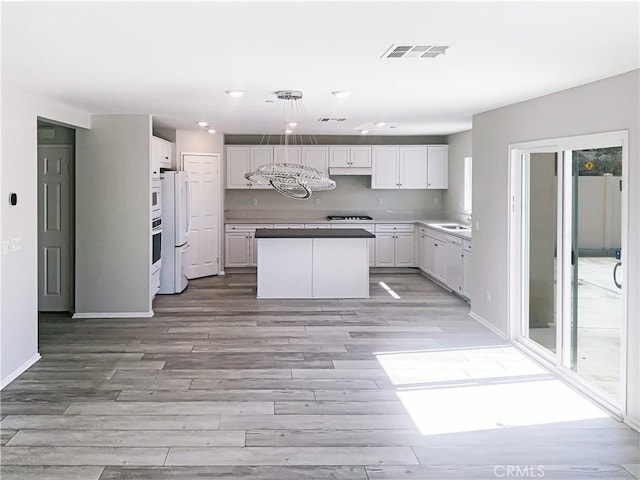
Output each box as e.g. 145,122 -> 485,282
75,115 -> 152,315
471,69 -> 639,428
226,175 -> 444,221
443,130 -> 472,223
1,84 -> 90,387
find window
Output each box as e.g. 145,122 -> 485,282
463,156 -> 472,213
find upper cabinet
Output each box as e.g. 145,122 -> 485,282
427,145 -> 448,189
301,146 -> 329,176
372,145 -> 447,190
226,146 -> 273,189
328,146 -> 372,175
225,144 -> 448,190
329,146 -> 371,168
152,136 -> 172,171
274,146 -> 302,165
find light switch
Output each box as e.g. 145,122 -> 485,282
12,237 -> 22,251
2,241 -> 10,255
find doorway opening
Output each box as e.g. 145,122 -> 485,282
37,120 -> 76,313
509,131 -> 628,416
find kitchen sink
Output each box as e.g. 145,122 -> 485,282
430,223 -> 472,232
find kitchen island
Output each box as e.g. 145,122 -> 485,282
255,228 -> 375,299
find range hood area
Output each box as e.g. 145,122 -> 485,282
329,166 -> 372,176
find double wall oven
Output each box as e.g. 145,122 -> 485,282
151,181 -> 162,296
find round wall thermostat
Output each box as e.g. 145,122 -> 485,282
9,193 -> 17,206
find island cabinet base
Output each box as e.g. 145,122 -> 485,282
256,238 -> 369,299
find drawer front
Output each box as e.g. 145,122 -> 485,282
305,224 -> 332,229
331,223 -> 375,233
448,236 -> 462,247
273,223 -> 305,229
226,223 -> 273,233
375,224 -> 415,233
422,227 -> 448,243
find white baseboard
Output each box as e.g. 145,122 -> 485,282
1,353 -> 41,390
72,311 -> 154,319
624,415 -> 640,433
468,310 -> 508,340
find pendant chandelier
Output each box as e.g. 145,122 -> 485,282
244,90 -> 336,200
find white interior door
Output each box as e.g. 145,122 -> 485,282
38,146 -> 72,311
182,153 -> 221,279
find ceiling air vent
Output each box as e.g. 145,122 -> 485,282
318,117 -> 347,122
382,45 -> 449,59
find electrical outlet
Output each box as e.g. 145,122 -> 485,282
251,198 -> 257,206
315,198 -> 320,206
2,241 -> 10,256
434,197 -> 440,206
12,237 -> 22,251
378,198 -> 384,206
485,289 -> 492,302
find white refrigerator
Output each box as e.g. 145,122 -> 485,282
159,171 -> 190,294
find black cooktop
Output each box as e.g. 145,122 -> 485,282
327,215 -> 373,221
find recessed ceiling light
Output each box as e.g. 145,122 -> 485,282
288,122 -> 298,127
207,129 -> 216,134
197,121 -> 208,127
331,91 -> 351,99
375,122 -> 386,127
226,90 -> 246,98
360,129 -> 369,135
284,129 -> 293,134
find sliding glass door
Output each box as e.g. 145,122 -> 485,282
563,147 -> 623,400
511,132 -> 627,412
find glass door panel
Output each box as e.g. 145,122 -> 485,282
565,148 -> 622,401
523,152 -> 559,354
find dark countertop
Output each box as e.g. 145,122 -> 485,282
255,228 -> 375,239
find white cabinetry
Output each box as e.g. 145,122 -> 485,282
152,136 -> 173,174
446,236 -> 464,295
225,224 -> 273,266
419,225 -> 471,300
226,146 -> 273,189
329,146 -> 371,168
374,224 -> 415,267
420,227 -> 448,283
301,146 -> 329,176
372,146 -> 427,189
274,146 -> 302,165
427,146 -> 448,189
462,240 -> 472,300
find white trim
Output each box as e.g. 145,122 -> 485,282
468,311 -> 508,340
1,354 -> 41,390
508,129 -> 630,420
72,311 -> 154,319
624,416 -> 639,433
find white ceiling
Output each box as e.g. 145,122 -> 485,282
3,1 -> 639,136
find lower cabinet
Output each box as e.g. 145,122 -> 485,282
418,225 -> 471,301
420,228 -> 447,283
462,240 -> 472,299
446,236 -> 464,295
225,224 -> 273,267
374,224 -> 415,267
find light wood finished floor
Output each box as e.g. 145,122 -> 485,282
1,272 -> 638,479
